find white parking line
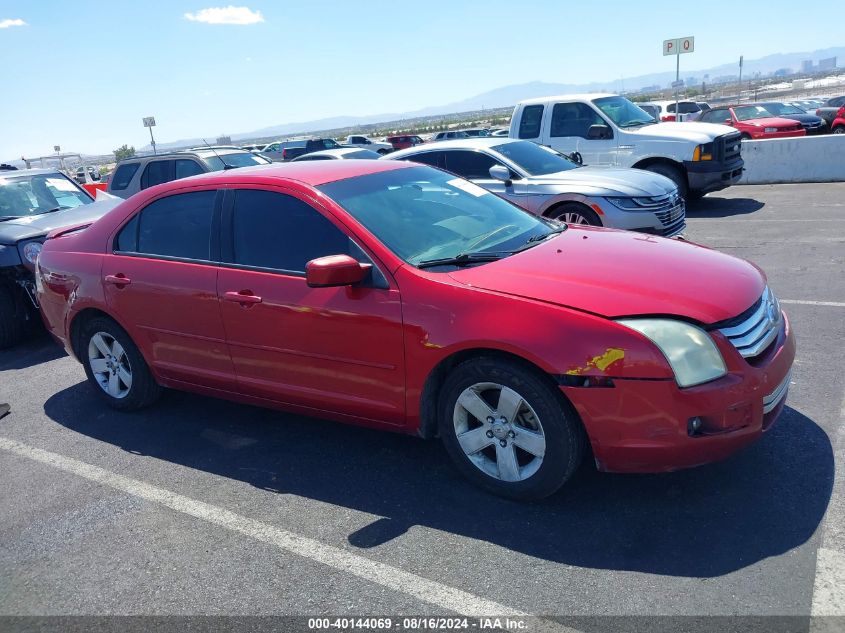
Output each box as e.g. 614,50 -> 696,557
780,300 -> 845,308
0,436 -> 526,618
811,389 -> 845,621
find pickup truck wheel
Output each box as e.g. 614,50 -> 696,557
438,357 -> 584,500
377,148 -> 390,155
0,282 -> 29,349
833,126 -> 845,135
642,163 -> 689,199
546,202 -> 601,226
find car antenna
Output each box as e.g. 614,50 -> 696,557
201,138 -> 236,170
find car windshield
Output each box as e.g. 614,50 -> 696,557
734,105 -> 774,121
0,172 -> 92,219
203,152 -> 271,171
764,103 -> 803,115
492,141 -> 579,175
593,96 -> 656,127
318,166 -> 554,268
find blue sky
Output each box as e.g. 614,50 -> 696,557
1,0 -> 840,159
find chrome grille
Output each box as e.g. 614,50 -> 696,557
718,287 -> 782,359
762,370 -> 791,414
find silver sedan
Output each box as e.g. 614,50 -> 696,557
384,138 -> 685,237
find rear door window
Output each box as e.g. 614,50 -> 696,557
118,190 -> 217,260
140,160 -> 174,189
110,163 -> 140,191
518,105 -> 544,139
443,151 -> 498,180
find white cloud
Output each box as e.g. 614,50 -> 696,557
184,6 -> 264,25
0,18 -> 27,28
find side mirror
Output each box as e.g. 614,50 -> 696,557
488,164 -> 512,185
724,119 -> 733,126
568,151 -> 583,165
587,124 -> 611,140
305,255 -> 370,288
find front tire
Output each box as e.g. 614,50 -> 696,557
80,316 -> 161,411
438,357 -> 584,500
0,282 -> 30,349
546,202 -> 601,226
642,162 -> 689,200
833,126 -> 845,135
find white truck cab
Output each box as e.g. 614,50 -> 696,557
509,93 -> 744,198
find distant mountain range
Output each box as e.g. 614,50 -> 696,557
143,45 -> 844,151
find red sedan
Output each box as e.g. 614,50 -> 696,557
699,104 -> 806,139
36,161 -> 795,499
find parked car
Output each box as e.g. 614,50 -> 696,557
263,138 -> 344,162
107,149 -> 271,199
753,102 -> 827,135
461,128 -> 491,137
386,134 -> 425,150
344,135 -> 393,154
432,131 -> 470,141
697,105 -> 806,140
815,96 -> 845,127
510,94 -> 744,199
292,148 -> 382,161
36,160 -> 795,500
637,100 -> 704,122
241,143 -> 266,153
384,138 -> 685,237
490,128 -> 510,137
831,112 -> 845,135
0,169 -> 122,347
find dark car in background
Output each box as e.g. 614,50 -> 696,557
0,169 -> 121,347
107,149 -> 271,199
754,102 -> 827,135
386,134 -> 425,150
262,139 -> 345,162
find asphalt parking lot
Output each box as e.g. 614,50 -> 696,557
1,183 -> 844,632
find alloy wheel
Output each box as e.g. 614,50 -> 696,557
88,332 -> 133,399
452,382 -> 546,482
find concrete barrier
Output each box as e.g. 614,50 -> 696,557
738,135 -> 845,184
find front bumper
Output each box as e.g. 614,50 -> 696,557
562,312 -> 795,473
685,158 -> 744,195
596,196 -> 686,238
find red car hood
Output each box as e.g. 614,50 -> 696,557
742,116 -> 800,128
447,227 -> 765,324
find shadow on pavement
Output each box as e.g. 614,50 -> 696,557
687,197 -> 764,217
45,382 -> 833,578
0,334 -> 66,372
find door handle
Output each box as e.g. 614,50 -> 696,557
105,274 -> 131,286
224,291 -> 262,305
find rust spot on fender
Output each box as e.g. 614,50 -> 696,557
565,348 -> 625,375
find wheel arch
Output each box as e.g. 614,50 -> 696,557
417,347 -> 581,440
632,155 -> 686,175
69,307 -> 131,361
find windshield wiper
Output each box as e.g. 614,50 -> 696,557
524,226 -> 567,244
0,216 -> 24,222
417,251 -> 509,269
37,206 -> 70,214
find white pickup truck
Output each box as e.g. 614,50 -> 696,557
509,93 -> 744,198
344,135 -> 393,154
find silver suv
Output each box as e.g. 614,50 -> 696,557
107,149 -> 270,199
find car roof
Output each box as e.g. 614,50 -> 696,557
299,148 -> 366,158
169,159 -> 412,187
387,138 -> 516,159
516,93 -> 616,105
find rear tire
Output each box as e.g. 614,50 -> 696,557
438,357 -> 584,500
0,282 -> 30,349
642,162 -> 689,200
740,133 -> 752,141
377,148 -> 390,155
79,316 -> 162,411
546,202 -> 601,226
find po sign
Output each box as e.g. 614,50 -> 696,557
663,37 -> 695,56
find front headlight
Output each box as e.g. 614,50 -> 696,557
23,242 -> 43,265
692,142 -> 714,161
616,318 -> 727,388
